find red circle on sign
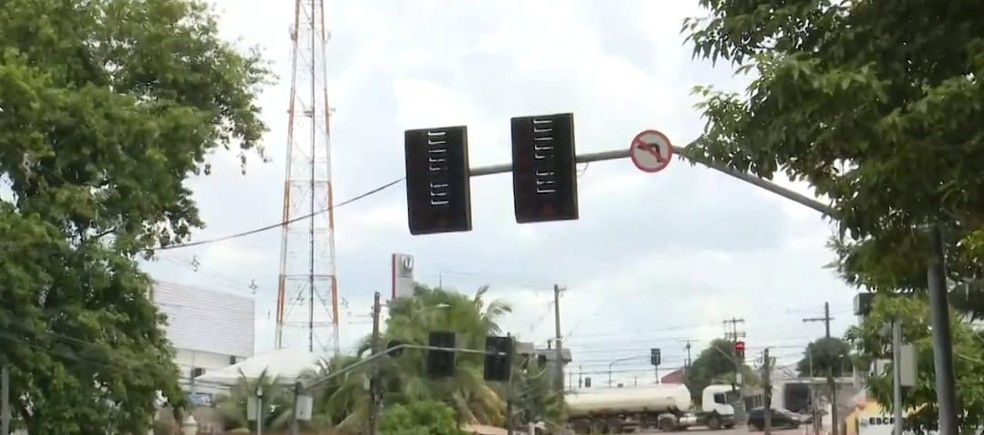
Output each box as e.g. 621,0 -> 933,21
629,129 -> 674,173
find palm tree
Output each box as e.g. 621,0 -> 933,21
313,284 -> 515,433
502,354 -> 565,432
214,369 -> 295,432
311,354 -> 373,433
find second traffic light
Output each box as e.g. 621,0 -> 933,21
650,348 -> 661,366
483,335 -> 513,382
426,331 -> 457,378
511,113 -> 579,223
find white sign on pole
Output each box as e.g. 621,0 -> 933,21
629,129 -> 674,173
294,394 -> 314,421
391,253 -> 415,299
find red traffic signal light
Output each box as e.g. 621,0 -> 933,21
734,340 -> 746,359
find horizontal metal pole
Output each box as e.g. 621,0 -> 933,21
303,343 -> 503,391
469,145 -> 836,218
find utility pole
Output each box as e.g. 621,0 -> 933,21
927,226 -> 957,435
810,351 -> 819,435
553,284 -> 565,396
684,339 -> 697,381
723,317 -> 746,420
763,347 -> 772,435
804,302 -> 837,435
2,365 -> 9,435
368,292 -> 382,435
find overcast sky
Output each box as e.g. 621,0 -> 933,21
139,0 -> 862,385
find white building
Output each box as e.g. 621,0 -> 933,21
151,281 -> 255,400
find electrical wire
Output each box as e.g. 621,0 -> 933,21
153,177 -> 404,251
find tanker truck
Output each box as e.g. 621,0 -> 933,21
566,384 -> 737,434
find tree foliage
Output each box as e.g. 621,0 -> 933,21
312,285 -> 541,433
214,369 -> 295,432
0,0 -> 269,432
685,339 -> 760,404
684,2 -> 984,431
846,295 -> 984,433
379,400 -> 465,435
796,337 -> 852,378
683,0 -> 984,314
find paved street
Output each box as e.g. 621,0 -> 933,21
636,427 -> 806,435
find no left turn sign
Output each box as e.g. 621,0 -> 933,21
629,129 -> 673,173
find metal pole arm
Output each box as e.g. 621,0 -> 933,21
469,144 -> 836,217
302,344 -> 504,391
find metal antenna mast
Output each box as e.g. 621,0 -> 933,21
274,0 -> 340,354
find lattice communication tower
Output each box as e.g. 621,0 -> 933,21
274,0 -> 340,354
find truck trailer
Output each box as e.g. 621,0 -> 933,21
566,384 -> 737,434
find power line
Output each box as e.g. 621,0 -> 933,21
153,177 -> 403,251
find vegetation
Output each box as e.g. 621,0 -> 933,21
847,295 -> 984,431
0,0 -> 269,432
213,285 -> 560,433
215,369 -> 296,432
685,0 -> 983,432
379,400 -> 465,435
685,338 -> 760,404
796,337 -> 852,378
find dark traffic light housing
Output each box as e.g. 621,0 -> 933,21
483,335 -> 514,382
734,340 -> 746,360
426,331 -> 457,378
404,126 -> 472,235
650,348 -> 661,366
510,113 -> 579,223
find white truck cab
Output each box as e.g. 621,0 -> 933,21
700,384 -> 738,429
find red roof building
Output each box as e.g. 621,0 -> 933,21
660,368 -> 686,384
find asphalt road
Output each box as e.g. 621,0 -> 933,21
636,426 -> 806,435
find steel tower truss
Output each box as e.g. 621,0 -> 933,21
275,0 -> 340,354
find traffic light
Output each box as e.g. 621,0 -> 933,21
510,113 -> 579,223
734,340 -> 746,359
584,376 -> 592,388
387,340 -> 404,357
537,354 -> 548,369
483,335 -> 514,382
426,331 -> 457,378
650,348 -> 661,366
404,126 -> 472,235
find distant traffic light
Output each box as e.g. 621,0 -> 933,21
510,113 -> 579,223
404,126 -> 472,235
734,340 -> 746,359
387,340 -> 404,358
584,376 -> 592,388
483,336 -> 514,382
426,331 -> 457,378
650,348 -> 661,366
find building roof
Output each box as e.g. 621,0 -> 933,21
660,368 -> 685,384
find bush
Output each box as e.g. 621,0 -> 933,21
379,400 -> 465,435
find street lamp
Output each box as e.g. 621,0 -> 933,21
608,356 -> 644,387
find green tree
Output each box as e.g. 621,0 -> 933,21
214,369 -> 295,432
379,400 -> 465,435
683,1 -> 984,311
684,2 -> 984,432
0,0 -> 269,432
685,339 -> 760,404
846,295 -> 984,431
504,353 -> 564,432
796,337 -> 852,378
316,285 -> 514,432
